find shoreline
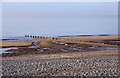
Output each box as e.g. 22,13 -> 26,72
0,35 -> 119,55
1,35 -> 120,76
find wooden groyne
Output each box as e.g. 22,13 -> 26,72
24,35 -> 58,40
25,35 -> 47,39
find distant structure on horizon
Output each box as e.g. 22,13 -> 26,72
25,35 -> 47,39
24,35 -> 58,39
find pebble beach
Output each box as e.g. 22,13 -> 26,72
2,55 -> 119,77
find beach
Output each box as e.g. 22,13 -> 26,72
1,35 -> 120,77
2,1 -> 119,77
0,41 -> 32,48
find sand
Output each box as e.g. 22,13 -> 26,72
64,35 -> 119,41
0,41 -> 32,48
1,36 -> 119,48
1,50 -> 118,61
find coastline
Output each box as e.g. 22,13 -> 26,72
1,35 -> 119,55
1,35 -> 120,76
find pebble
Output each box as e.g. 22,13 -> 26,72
1,56 -> 119,76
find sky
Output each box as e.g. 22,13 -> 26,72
0,3 -> 2,38
1,0 -> 119,2
2,2 -> 118,37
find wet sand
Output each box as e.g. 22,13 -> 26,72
1,36 -> 119,48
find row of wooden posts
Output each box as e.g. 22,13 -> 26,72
25,35 -> 58,39
25,35 -> 46,39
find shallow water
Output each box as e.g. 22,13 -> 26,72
0,47 -> 18,54
95,47 -> 119,50
1,36 -> 32,42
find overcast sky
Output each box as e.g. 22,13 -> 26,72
2,2 -> 118,37
1,0 -> 119,2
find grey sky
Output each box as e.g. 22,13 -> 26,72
2,2 -> 118,37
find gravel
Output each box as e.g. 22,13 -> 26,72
1,55 -> 119,77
